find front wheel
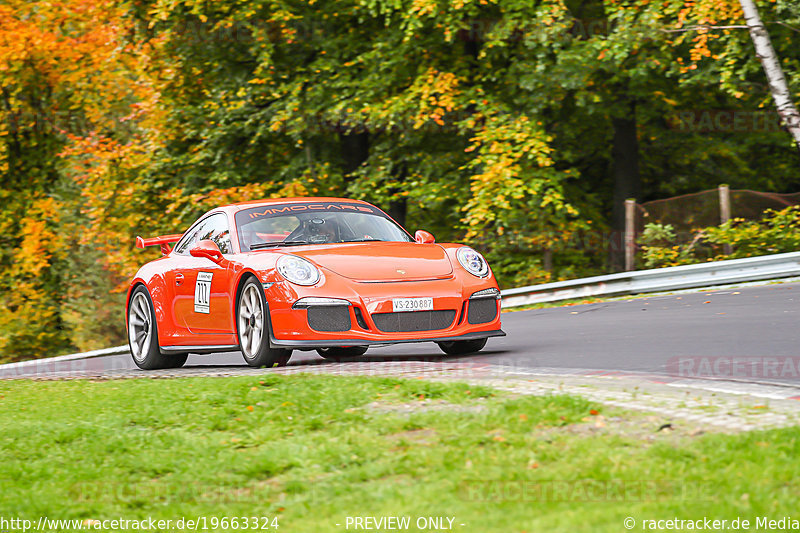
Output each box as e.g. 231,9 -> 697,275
237,277 -> 292,368
316,346 -> 368,362
437,337 -> 488,356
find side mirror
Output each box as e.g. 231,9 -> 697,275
414,230 -> 435,244
190,239 -> 225,264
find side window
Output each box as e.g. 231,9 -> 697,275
174,213 -> 233,255
205,214 -> 233,254
174,219 -> 209,255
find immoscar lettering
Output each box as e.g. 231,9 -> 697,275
248,203 -> 375,219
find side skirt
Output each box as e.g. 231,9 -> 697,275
160,344 -> 239,355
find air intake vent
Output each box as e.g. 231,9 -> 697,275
467,299 -> 498,324
307,306 -> 352,332
353,306 -> 369,330
371,310 -> 456,333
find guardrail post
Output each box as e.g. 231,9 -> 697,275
719,184 -> 732,255
625,198 -> 636,271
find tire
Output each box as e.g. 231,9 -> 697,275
316,346 -> 368,362
128,286 -> 186,370
436,337 -> 488,356
163,353 -> 189,369
237,277 -> 292,368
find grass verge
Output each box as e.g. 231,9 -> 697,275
1,374 -> 798,532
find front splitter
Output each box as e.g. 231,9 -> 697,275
269,329 -> 506,349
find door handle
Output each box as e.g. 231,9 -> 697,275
175,273 -> 184,286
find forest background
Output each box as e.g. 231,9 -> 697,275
1,0 -> 798,360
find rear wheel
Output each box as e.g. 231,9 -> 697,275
237,277 -> 292,367
316,346 -> 368,362
436,337 -> 487,356
128,286 -> 187,370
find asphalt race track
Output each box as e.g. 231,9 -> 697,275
6,280 -> 800,384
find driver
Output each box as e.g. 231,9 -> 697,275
305,217 -> 341,243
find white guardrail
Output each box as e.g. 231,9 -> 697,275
500,250 -> 800,308
4,251 -> 800,371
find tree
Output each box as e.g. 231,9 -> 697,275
738,0 -> 800,150
2,0 -> 799,360
0,0 -> 155,358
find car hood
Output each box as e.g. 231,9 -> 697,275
291,242 -> 454,282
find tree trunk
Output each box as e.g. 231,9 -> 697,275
387,196 -> 407,228
610,101 -> 641,271
387,164 -> 408,228
739,0 -> 800,151
542,248 -> 553,272
339,131 -> 369,179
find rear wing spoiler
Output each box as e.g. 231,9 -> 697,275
135,234 -> 183,255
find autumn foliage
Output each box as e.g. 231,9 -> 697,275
1,0 -> 798,361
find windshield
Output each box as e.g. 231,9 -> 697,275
235,202 -> 413,252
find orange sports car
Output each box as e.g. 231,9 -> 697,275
126,198 -> 504,370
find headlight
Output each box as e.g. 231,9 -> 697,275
457,247 -> 489,278
277,255 -> 321,286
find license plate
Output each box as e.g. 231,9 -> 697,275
392,297 -> 434,312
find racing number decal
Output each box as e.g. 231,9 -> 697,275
194,272 -> 213,313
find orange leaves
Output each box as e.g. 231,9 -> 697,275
409,0 -> 438,17
669,0 -> 743,73
401,68 -> 462,130
0,193 -> 74,359
0,0 -> 174,357
14,197 -> 61,278
163,182 -> 282,222
459,107 -> 582,245
0,0 -> 130,99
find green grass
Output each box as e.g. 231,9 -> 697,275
1,375 -> 799,532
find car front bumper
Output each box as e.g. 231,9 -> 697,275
268,329 -> 505,349
265,277 -> 504,349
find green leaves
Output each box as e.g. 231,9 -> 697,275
2,0 -> 800,356
639,206 -> 800,269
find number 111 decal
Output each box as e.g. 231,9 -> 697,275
194,272 -> 213,313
